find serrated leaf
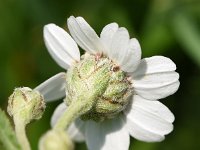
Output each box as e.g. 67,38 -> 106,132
0,108 -> 21,150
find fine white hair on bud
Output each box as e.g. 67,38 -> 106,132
39,130 -> 74,150
65,53 -> 133,121
7,87 -> 46,124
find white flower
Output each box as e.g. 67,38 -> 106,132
43,16 -> 179,150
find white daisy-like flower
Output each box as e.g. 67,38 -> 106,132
43,16 -> 179,150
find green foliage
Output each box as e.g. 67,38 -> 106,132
172,13 -> 200,66
0,108 -> 21,150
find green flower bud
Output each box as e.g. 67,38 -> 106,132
66,53 -> 133,121
7,87 -> 46,124
39,130 -> 74,150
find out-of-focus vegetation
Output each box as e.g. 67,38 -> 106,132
0,0 -> 200,150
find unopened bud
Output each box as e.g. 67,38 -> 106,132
39,130 -> 74,150
7,87 -> 46,124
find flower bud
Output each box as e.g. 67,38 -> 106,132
7,87 -> 46,124
66,53 -> 133,121
39,130 -> 74,150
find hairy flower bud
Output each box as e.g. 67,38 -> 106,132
39,130 -> 74,150
66,53 -> 133,121
7,87 -> 46,124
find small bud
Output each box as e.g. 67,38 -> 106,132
39,130 -> 74,150
7,87 -> 46,124
66,53 -> 133,121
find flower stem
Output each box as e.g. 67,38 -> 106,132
54,97 -> 94,130
14,117 -> 31,150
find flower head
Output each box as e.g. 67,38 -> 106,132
43,16 -> 180,150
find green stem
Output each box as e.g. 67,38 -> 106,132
54,97 -> 94,130
14,117 -> 31,150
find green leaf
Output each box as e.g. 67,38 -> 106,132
172,13 -> 200,66
0,108 -> 21,150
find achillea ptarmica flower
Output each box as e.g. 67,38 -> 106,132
43,16 -> 179,150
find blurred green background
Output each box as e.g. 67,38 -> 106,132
0,0 -> 200,149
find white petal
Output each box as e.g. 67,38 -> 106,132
51,102 -> 85,142
133,56 -> 177,77
51,102 -> 67,127
120,38 -> 141,72
44,24 -> 80,69
34,72 -> 66,102
134,72 -> 179,89
124,95 -> 174,142
134,81 -> 180,100
85,116 -> 129,150
108,27 -> 129,65
67,118 -> 85,142
67,16 -> 103,54
133,71 -> 179,100
132,56 -> 179,100
100,23 -> 119,54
